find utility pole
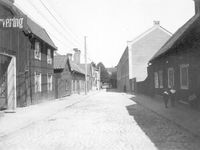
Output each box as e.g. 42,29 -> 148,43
99,66 -> 101,90
84,36 -> 87,95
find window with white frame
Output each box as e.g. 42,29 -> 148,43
154,72 -> 159,88
168,68 -> 174,88
34,41 -> 41,60
47,49 -> 52,64
180,64 -> 189,89
159,70 -> 163,88
35,72 -> 42,93
47,74 -> 53,91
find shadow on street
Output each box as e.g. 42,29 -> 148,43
126,96 -> 200,150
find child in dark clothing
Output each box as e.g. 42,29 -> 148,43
163,90 -> 169,108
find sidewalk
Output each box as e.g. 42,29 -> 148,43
0,91 -> 99,139
131,94 -> 200,137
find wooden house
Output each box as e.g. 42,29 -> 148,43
54,50 -> 86,97
148,0 -> 200,107
0,0 -> 57,110
54,54 -> 72,98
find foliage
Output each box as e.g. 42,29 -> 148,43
97,62 -> 110,83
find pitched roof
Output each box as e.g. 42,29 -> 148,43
27,18 -> 57,50
0,0 -> 57,50
54,55 -> 85,75
54,55 -> 67,69
69,60 -> 85,75
128,24 -> 172,46
150,13 -> 200,61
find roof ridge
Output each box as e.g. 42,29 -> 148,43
128,26 -> 156,44
150,13 -> 200,61
159,26 -> 173,36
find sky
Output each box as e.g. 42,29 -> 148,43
15,0 -> 194,67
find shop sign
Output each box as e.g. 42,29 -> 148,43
0,17 -> 24,29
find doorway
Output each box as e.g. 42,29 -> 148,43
0,54 -> 16,111
0,55 -> 11,110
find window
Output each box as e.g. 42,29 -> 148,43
35,72 -> 42,93
66,80 -> 69,91
75,80 -> 77,92
47,74 -> 53,91
159,70 -> 163,88
168,68 -> 174,88
34,41 -> 41,60
47,49 -> 52,64
71,80 -> 73,92
180,64 -> 189,89
154,72 -> 159,88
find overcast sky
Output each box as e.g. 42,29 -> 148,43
15,0 -> 194,67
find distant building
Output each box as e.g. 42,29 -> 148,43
0,0 -> 57,110
148,0 -> 200,107
54,54 -> 72,98
117,21 -> 171,93
54,49 -> 100,98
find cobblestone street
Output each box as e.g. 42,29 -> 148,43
0,91 -> 200,150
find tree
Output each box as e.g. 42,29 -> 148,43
109,71 -> 117,88
97,62 -> 109,84
91,62 -> 96,67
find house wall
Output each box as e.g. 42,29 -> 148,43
54,64 -> 72,99
117,48 -> 130,92
29,38 -> 55,105
0,3 -> 55,107
129,28 -> 171,82
149,36 -> 200,104
0,4 -> 29,107
71,72 -> 85,94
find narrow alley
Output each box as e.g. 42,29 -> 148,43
0,91 -> 200,150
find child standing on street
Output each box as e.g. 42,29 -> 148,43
163,90 -> 169,108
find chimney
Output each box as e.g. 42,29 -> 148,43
66,53 -> 72,61
194,0 -> 200,14
153,21 -> 160,26
73,48 -> 81,64
8,0 -> 14,3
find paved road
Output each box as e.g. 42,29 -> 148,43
0,91 -> 199,150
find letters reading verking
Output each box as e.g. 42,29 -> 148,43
0,17 -> 24,29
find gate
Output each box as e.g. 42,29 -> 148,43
0,55 -> 11,109
0,72 -> 7,109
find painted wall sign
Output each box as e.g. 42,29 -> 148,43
0,17 -> 24,29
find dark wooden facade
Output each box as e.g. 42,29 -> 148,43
147,11 -> 200,107
54,57 -> 72,99
54,55 -> 86,98
0,1 -> 56,109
